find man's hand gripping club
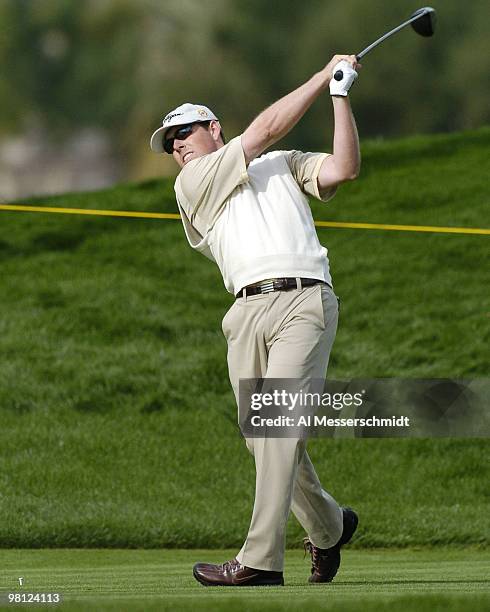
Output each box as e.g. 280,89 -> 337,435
329,58 -> 359,97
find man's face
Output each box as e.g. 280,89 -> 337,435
166,121 -> 223,168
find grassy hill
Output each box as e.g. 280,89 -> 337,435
0,127 -> 488,548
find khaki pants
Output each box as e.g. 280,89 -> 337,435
222,283 -> 343,572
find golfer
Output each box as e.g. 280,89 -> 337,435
150,54 -> 360,586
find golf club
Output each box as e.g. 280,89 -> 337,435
334,6 -> 437,81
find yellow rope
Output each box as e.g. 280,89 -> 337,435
1,204 -> 489,236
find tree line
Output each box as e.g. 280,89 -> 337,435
0,0 -> 488,173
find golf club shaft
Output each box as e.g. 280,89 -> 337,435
334,9 -> 429,81
357,13 -> 425,59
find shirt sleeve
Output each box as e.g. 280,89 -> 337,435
285,150 -> 337,202
174,135 -> 249,236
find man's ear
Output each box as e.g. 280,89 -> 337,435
209,120 -> 223,143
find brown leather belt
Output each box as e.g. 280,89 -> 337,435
236,277 -> 326,299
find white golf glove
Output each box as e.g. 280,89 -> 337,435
329,60 -> 358,97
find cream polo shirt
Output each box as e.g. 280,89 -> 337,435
174,135 -> 336,295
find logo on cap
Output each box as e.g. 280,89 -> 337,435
197,109 -> 208,118
164,112 -> 184,124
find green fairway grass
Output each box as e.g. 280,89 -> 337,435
0,549 -> 489,611
0,127 -> 489,549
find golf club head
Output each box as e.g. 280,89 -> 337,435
411,7 -> 437,37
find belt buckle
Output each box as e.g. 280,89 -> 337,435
258,279 -> 275,294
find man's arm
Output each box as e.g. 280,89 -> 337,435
241,54 -> 359,166
317,96 -> 360,191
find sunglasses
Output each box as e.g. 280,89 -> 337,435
163,122 -> 208,154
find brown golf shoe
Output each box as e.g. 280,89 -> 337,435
303,507 -> 359,583
193,557 -> 284,587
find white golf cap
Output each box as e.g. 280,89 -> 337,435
150,103 -> 219,153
